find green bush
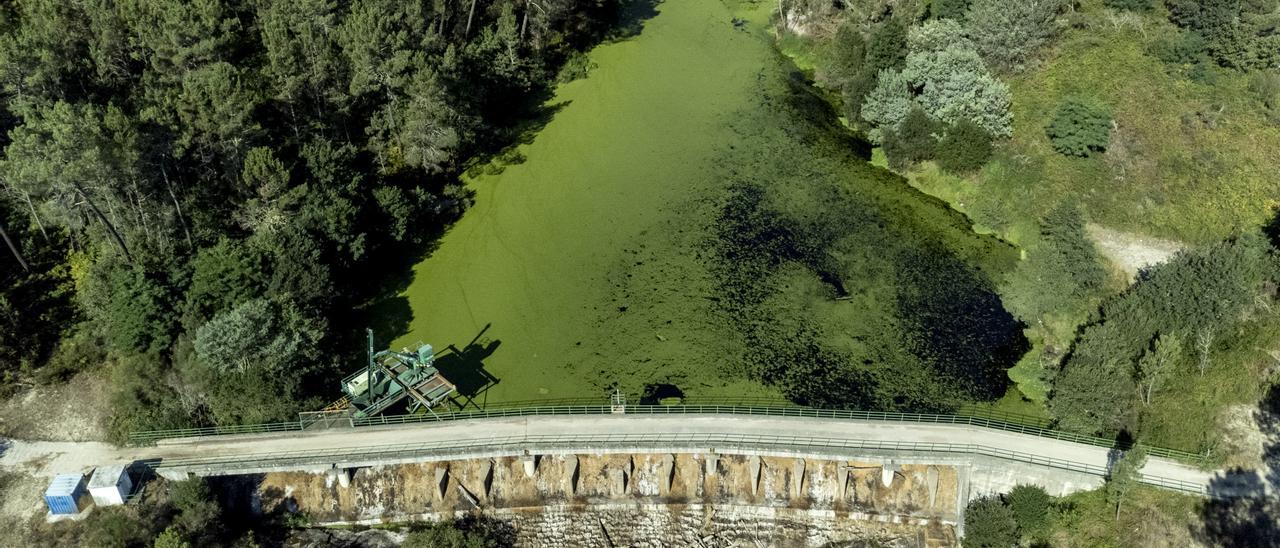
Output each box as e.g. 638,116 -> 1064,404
964,495 -> 1019,548
1165,0 -> 1280,70
1147,29 -> 1219,84
182,238 -> 265,330
152,527 -> 191,548
861,69 -> 914,142
1046,97 -> 1112,157
1249,71 -> 1280,119
1147,31 -> 1208,66
556,51 -> 597,83
1187,59 -> 1220,85
936,120 -> 994,173
1039,204 -> 1108,299
863,23 -> 1012,142
402,518 -> 507,548
902,22 -> 1013,139
932,0 -> 971,19
841,70 -> 878,130
966,0 -> 1062,72
823,23 -> 866,88
1000,204 -> 1107,324
93,262 -> 178,356
1006,484 -> 1053,538
865,18 -> 908,74
882,107 -> 942,169
169,478 -> 222,541
1104,0 -> 1152,12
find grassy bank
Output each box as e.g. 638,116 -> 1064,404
772,2 -> 1280,445
905,10 -> 1280,450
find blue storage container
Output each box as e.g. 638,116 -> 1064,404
44,473 -> 88,515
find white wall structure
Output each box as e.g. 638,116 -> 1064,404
88,465 -> 132,506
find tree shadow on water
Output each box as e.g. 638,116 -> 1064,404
435,323 -> 502,410
361,295 -> 414,346
606,0 -> 661,43
1194,386 -> 1280,547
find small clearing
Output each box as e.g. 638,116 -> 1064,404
0,371 -> 110,442
1086,224 -> 1185,278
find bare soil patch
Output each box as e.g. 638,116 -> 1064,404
0,370 -> 110,442
1086,224 -> 1185,278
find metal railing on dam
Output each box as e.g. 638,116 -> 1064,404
149,431 -> 1209,496
127,399 -> 1208,466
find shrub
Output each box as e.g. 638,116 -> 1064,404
933,0 -> 971,19
964,495 -> 1019,548
1187,60 -> 1219,85
195,299 -> 297,373
1249,71 -> 1280,117
1147,31 -> 1208,66
882,107 -> 942,168
1165,0 -> 1280,70
841,70 -> 878,130
823,23 -> 866,88
909,20 -> 974,55
555,51 -> 596,83
1005,484 -> 1053,537
966,0 -> 1063,72
865,18 -> 908,74
80,507 -> 154,548
1104,0 -> 1152,11
902,37 -> 1012,138
936,120 -> 993,173
1046,97 -> 1112,157
861,69 -> 913,142
1147,30 -> 1215,82
999,203 -> 1109,327
864,45 -> 1012,141
169,479 -> 221,538
92,262 -> 177,356
152,527 -> 191,548
182,237 -> 265,330
403,519 -> 503,548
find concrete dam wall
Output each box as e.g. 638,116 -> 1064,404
249,452 -> 962,547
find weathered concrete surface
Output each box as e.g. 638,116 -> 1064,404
965,456 -> 1104,498
259,455 -> 960,523
253,454 -> 959,547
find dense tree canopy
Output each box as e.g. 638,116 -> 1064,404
0,0 -> 624,436
1050,234 -> 1278,435
1165,0 -> 1280,70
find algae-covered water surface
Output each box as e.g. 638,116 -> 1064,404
393,0 -> 1022,408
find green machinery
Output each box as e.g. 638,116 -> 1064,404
337,329 -> 457,418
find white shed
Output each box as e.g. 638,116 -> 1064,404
88,465 -> 132,506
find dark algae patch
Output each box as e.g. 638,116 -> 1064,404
396,0 -> 1024,410
709,59 -> 1023,411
